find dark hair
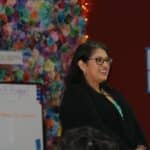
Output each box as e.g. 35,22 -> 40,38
59,127 -> 123,150
65,40 -> 109,88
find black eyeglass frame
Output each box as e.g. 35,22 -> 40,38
88,57 -> 113,65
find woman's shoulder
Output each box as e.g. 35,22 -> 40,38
60,83 -> 90,111
103,83 -> 123,97
64,83 -> 87,94
105,85 -> 130,105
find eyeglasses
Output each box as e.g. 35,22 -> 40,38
88,57 -> 112,65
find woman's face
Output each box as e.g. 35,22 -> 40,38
80,48 -> 112,84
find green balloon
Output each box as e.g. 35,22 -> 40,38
74,5 -> 81,16
70,25 -> 79,37
60,44 -> 70,53
5,7 -> 14,16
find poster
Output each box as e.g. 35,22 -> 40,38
0,83 -> 44,150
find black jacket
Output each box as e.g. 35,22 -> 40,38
60,81 -> 148,149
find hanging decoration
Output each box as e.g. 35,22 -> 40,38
0,0 -> 90,149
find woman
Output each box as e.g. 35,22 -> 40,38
59,41 -> 148,150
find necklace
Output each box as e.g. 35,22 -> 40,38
100,89 -> 124,119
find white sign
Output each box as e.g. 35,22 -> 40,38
0,51 -> 23,65
0,83 -> 44,150
145,47 -> 150,93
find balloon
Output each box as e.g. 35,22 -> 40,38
6,0 -> 16,7
50,30 -> 59,42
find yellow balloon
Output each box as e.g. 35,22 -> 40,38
44,59 -> 55,72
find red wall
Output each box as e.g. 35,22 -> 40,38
87,0 -> 150,142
